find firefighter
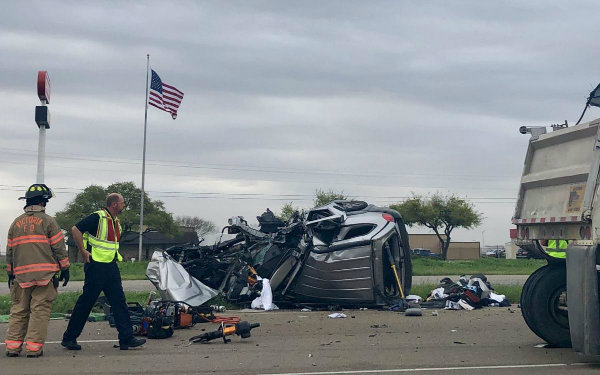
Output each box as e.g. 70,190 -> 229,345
61,193 -> 145,351
5,184 -> 70,358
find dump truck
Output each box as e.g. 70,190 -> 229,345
514,119 -> 600,356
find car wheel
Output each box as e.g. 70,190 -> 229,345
520,264 -> 571,347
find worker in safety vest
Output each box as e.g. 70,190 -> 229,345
5,184 -> 70,358
546,239 -> 568,259
61,193 -> 145,351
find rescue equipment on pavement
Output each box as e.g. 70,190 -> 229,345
107,300 -> 215,339
189,321 -> 260,344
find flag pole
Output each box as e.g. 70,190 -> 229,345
138,54 -> 150,262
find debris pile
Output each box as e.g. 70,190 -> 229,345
421,274 -> 510,310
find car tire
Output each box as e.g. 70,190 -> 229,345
520,264 -> 571,347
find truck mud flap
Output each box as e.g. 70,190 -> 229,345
566,245 -> 600,356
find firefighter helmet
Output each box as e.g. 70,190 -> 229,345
18,184 -> 54,200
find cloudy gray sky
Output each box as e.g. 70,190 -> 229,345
2,1 -> 599,250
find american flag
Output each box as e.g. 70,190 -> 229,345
148,70 -> 184,119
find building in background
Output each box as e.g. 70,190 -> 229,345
504,228 -> 519,259
408,234 -> 480,260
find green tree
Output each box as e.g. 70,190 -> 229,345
175,216 -> 217,238
55,181 -> 179,236
313,189 -> 347,207
278,202 -> 301,221
276,189 -> 348,221
390,194 -> 483,260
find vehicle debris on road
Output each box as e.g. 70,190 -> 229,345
421,274 -> 510,310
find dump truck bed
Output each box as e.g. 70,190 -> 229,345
513,118 -> 600,244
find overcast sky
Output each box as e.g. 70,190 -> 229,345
2,1 -> 599,251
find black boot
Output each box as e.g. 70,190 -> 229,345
119,337 -> 146,350
61,339 -> 82,350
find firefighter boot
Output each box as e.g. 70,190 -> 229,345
26,351 -> 43,358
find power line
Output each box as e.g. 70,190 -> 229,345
0,184 -> 517,203
0,156 -> 522,193
0,146 -> 517,181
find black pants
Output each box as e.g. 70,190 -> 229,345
63,260 -> 133,344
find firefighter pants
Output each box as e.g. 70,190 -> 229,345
5,281 -> 57,355
62,261 -> 134,344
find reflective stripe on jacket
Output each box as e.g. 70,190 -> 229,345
83,209 -> 123,263
5,205 -> 69,288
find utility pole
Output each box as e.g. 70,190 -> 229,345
481,230 -> 486,251
138,54 -> 150,262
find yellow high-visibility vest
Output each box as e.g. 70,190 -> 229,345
83,209 -> 123,263
547,239 -> 568,259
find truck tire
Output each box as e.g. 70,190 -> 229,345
520,264 -> 570,347
520,265 -> 549,340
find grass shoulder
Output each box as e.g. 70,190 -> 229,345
411,257 -> 546,276
0,261 -> 150,282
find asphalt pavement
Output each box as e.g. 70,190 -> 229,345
0,307 -> 597,374
0,275 -> 530,295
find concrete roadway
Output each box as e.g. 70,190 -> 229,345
0,275 -> 531,295
0,307 -> 598,374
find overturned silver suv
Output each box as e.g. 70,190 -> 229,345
164,200 -> 413,307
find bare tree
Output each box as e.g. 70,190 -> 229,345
175,216 -> 217,238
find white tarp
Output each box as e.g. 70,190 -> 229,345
146,251 -> 218,306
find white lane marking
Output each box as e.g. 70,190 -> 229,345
257,363 -> 569,375
0,339 -> 118,346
